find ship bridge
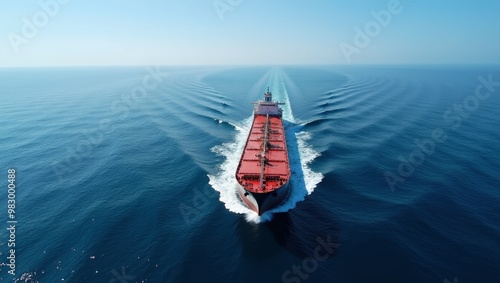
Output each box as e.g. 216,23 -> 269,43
252,87 -> 284,116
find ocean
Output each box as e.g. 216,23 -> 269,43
0,65 -> 499,282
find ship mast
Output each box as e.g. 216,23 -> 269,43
265,87 -> 272,102
259,113 -> 270,189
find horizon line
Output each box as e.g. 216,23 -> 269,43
2,63 -> 500,69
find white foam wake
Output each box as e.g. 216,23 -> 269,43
208,117 -> 254,215
208,69 -> 323,223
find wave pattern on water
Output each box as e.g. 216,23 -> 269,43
1,66 -> 499,282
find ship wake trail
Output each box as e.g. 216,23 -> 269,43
208,68 -> 323,223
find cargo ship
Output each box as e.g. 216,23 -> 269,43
235,87 -> 291,215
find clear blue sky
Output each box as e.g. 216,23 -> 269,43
1,0 -> 499,66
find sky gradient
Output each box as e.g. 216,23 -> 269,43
1,0 -> 500,67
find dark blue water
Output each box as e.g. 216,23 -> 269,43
0,66 -> 499,282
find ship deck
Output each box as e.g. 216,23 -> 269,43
236,115 -> 290,193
